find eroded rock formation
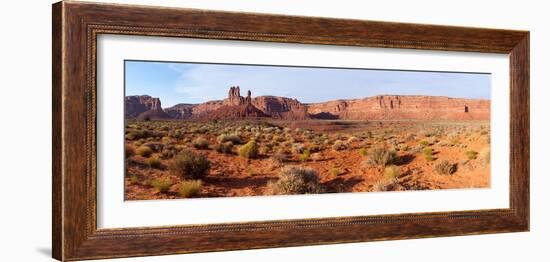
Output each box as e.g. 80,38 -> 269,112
125,87 -> 490,121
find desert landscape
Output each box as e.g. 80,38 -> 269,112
124,86 -> 490,200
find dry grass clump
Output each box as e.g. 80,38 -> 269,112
434,160 -> 457,175
146,156 -> 161,168
465,150 -> 479,160
332,140 -> 347,151
178,180 -> 202,198
136,146 -> 153,157
239,140 -> 259,159
125,144 -> 135,159
192,137 -> 209,149
169,150 -> 211,180
367,147 -> 399,167
372,178 -> 399,192
423,147 -> 434,161
152,177 -> 172,193
299,149 -> 311,162
358,147 -> 368,157
383,165 -> 400,180
217,133 -> 241,144
266,166 -> 323,195
214,141 -> 234,154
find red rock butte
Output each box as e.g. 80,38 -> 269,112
125,86 -> 490,121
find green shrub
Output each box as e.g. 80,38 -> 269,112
266,166 -> 323,195
169,150 -> 211,180
214,141 -> 234,154
465,150 -> 478,160
367,147 -> 399,166
178,180 -> 202,198
239,140 -> 259,159
136,146 -> 153,157
192,137 -> 209,149
435,160 -> 457,175
152,177 -> 172,193
299,149 -> 311,162
384,165 -> 400,180
423,147 -> 434,161
419,140 -> 430,147
217,133 -> 241,144
358,147 -> 368,157
146,156 -> 161,168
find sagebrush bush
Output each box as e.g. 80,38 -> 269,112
384,165 -> 400,180
136,146 -> 153,157
367,147 -> 399,166
151,177 -> 172,193
146,156 -> 161,168
192,137 -> 209,149
372,178 -> 399,192
266,166 -> 323,195
178,180 -> 202,198
169,150 -> 211,180
435,160 -> 457,175
239,140 -> 259,159
214,141 -> 234,154
217,133 -> 241,144
465,150 -> 478,160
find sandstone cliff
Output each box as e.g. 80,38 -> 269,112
125,95 -> 170,120
125,87 -> 490,121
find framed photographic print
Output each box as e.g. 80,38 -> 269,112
52,1 -> 529,261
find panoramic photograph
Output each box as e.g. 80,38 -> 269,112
124,60 -> 491,200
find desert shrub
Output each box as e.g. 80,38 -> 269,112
347,136 -> 359,144
367,147 -> 398,167
465,150 -> 478,160
311,153 -> 323,161
332,140 -> 347,151
214,141 -> 234,154
217,133 -> 241,144
136,146 -> 153,157
239,140 -> 259,159
435,160 -> 457,175
358,147 -> 368,157
330,167 -> 342,177
299,149 -> 311,162
192,137 -> 209,149
128,175 -> 139,185
266,166 -> 323,195
372,178 -> 399,192
143,142 -> 164,152
146,156 -> 161,168
125,144 -> 135,158
169,150 -> 211,180
178,180 -> 202,198
422,147 -> 434,161
151,177 -> 172,193
419,140 -> 430,147
384,165 -> 401,180
271,151 -> 287,163
399,144 -> 410,152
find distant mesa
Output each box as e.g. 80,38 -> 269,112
124,86 -> 490,121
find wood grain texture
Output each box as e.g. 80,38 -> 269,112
52,1 -> 530,261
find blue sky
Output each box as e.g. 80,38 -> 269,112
125,60 -> 491,108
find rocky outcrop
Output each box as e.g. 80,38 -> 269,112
125,95 -> 170,120
306,95 -> 490,120
125,87 -> 490,121
252,96 -> 308,120
164,103 -> 195,119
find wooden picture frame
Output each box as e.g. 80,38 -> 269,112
52,1 -> 529,261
